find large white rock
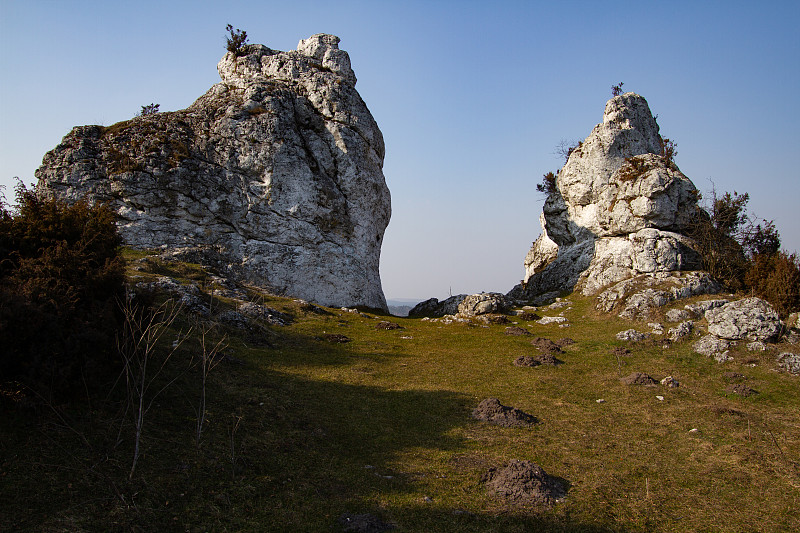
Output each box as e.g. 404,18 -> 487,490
36,34 -> 391,310
510,93 -> 703,302
705,297 -> 782,341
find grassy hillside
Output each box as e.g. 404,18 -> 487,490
2,251 -> 799,532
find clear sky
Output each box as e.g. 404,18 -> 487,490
2,0 -> 798,302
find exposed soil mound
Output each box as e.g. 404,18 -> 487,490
472,398 -> 537,427
520,311 -> 542,321
375,321 -> 403,330
727,384 -> 758,398
337,513 -> 394,532
535,352 -> 563,366
530,337 -> 563,353
480,314 -> 511,324
513,356 -> 540,368
620,372 -> 658,386
513,353 -> 563,367
505,326 -> 532,336
611,347 -> 631,357
556,337 -> 575,347
482,459 -> 567,506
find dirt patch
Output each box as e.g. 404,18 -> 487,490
505,326 -> 531,336
337,513 -> 394,532
514,353 -> 563,367
375,321 -> 403,330
514,355 -> 540,368
322,333 -> 351,343
556,337 -> 575,347
482,314 -> 511,325
520,311 -> 542,321
530,337 -> 563,353
472,398 -> 537,427
723,372 -> 747,382
647,338 -> 672,349
482,459 -> 567,506
620,372 -> 658,386
611,347 -> 632,357
535,352 -> 563,366
712,405 -> 747,417
726,384 -> 758,398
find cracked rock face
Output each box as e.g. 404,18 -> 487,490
35,34 -> 390,310
511,93 -> 702,302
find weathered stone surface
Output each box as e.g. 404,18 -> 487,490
36,34 -> 390,310
408,295 -> 467,318
666,308 -> 691,322
537,316 -> 568,325
668,320 -> 694,342
685,299 -> 729,317
457,293 -> 510,317
705,297 -> 781,341
693,334 -> 731,361
777,352 -> 800,374
595,271 -> 720,319
511,93 -> 703,302
616,329 -> 649,342
523,213 -> 559,281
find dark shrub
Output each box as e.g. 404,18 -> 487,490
745,252 -> 800,317
137,103 -> 159,116
536,171 -> 558,195
225,24 -> 249,57
0,184 -> 125,399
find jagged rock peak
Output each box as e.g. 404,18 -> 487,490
35,34 -> 391,311
510,92 -> 704,303
218,33 -> 357,88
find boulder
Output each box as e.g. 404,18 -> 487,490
408,294 -> 467,318
668,320 -> 694,342
777,352 -> 800,374
595,271 -> 720,319
685,299 -> 729,317
457,293 -> 510,317
665,308 -> 691,322
36,34 -> 390,310
616,329 -> 649,342
705,297 -> 781,342
693,334 -> 731,362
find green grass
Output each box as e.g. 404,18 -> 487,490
2,266 -> 799,532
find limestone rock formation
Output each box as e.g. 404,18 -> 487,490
705,297 -> 782,342
35,34 -> 391,310
510,93 -> 704,302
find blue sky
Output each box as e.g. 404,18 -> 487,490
2,0 -> 798,301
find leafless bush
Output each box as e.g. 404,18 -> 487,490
194,325 -> 227,447
117,295 -> 190,478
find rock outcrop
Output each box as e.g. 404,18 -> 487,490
510,93 -> 703,302
705,297 -> 782,342
35,34 -> 391,310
